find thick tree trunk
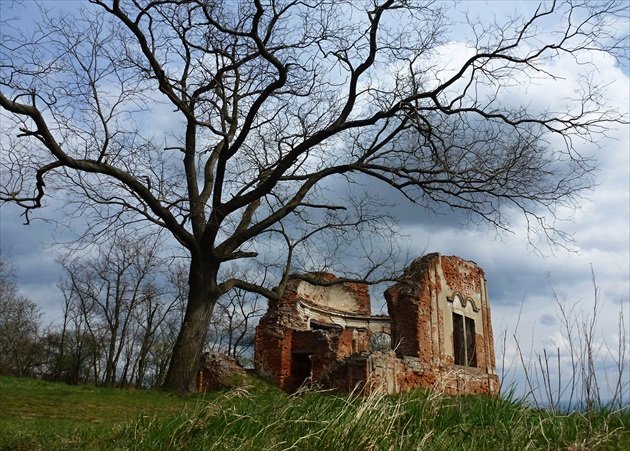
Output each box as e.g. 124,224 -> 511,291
163,256 -> 219,392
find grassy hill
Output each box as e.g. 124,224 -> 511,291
1,376 -> 628,450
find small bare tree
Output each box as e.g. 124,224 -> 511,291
515,271 -> 628,414
43,285 -> 100,385
497,270 -> 629,448
0,253 -> 44,377
1,0 -> 627,391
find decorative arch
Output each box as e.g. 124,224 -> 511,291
448,293 -> 479,368
448,292 -> 480,313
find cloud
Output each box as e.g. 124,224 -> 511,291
385,39 -> 629,402
0,204 -> 65,321
539,313 -> 557,327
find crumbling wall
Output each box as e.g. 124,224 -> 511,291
253,254 -> 499,397
383,253 -> 499,395
384,254 -> 494,367
254,328 -> 294,387
295,273 -> 371,315
326,352 -> 498,396
254,274 -> 373,391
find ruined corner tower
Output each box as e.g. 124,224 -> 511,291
254,253 -> 499,396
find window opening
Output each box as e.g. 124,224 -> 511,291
466,316 -> 477,367
370,332 -> 392,352
452,312 -> 477,367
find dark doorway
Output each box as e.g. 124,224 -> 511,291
291,353 -> 312,390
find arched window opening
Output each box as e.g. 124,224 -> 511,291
452,313 -> 477,367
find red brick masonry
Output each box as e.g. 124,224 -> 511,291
254,253 -> 499,395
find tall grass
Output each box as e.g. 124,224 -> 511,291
1,374 -> 628,449
491,269 -> 629,451
112,384 -> 629,450
502,270 -> 629,418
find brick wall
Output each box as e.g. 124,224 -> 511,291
254,254 -> 499,396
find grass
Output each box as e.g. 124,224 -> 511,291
0,376 -> 209,450
1,376 -> 628,450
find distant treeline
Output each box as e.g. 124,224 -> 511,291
0,240 -> 262,388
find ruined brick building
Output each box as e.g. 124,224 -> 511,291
254,253 -> 499,395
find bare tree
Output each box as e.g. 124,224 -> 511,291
43,286 -> 95,384
56,235 -> 183,387
0,252 -> 44,377
1,0 -> 626,391
207,288 -> 264,365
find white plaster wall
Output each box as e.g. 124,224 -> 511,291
296,281 -> 362,313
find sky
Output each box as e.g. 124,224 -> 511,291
1,0 -> 628,405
